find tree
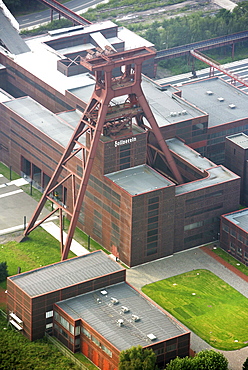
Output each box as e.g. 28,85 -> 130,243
243,357 -> 248,370
166,356 -> 195,370
194,349 -> 228,370
119,345 -> 157,370
165,350 -> 228,370
0,262 -> 8,282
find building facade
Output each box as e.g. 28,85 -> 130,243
7,251 -> 190,369
220,209 -> 248,266
225,133 -> 248,206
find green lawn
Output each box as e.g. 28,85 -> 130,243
213,247 -> 248,276
142,269 -> 248,351
0,162 -> 20,181
0,228 -> 75,289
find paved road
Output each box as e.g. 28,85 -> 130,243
16,0 -> 105,29
126,247 -> 248,370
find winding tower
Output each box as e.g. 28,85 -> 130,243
23,46 -> 182,260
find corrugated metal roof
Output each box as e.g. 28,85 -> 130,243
56,282 -> 188,351
0,9 -> 30,55
9,251 -> 124,297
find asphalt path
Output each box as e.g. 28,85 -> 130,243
16,0 -> 105,29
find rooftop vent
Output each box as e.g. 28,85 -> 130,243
217,97 -> 224,102
182,110 -> 187,115
229,104 -> 236,109
110,297 -> 119,305
147,333 -> 157,341
121,306 -> 129,313
206,90 -> 213,95
117,319 -> 124,327
170,112 -> 177,117
131,314 -> 140,322
100,290 -> 108,295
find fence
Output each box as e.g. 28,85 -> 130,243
45,333 -> 90,370
0,308 -> 7,319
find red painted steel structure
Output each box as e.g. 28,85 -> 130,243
190,49 -> 248,87
38,0 -> 92,25
23,46 -> 183,260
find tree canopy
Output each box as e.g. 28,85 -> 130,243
119,345 -> 157,370
166,350 -> 228,370
0,262 -> 8,282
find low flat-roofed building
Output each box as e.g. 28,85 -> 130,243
178,77 -> 248,163
7,250 -> 126,340
225,132 -> 248,205
54,281 -> 190,369
7,251 -> 190,369
220,208 -> 248,266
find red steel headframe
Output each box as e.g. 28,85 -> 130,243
23,46 -> 182,260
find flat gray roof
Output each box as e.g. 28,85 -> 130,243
3,96 -> 81,148
175,165 -> 239,195
69,78 -> 204,128
9,251 -> 124,297
167,138 -> 215,172
224,208 -> 248,232
56,109 -> 82,129
180,77 -> 248,128
0,9 -> 30,55
226,132 -> 248,149
56,281 -> 188,351
105,164 -> 174,195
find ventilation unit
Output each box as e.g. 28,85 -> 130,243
100,290 -> 108,295
110,297 -> 119,305
217,97 -> 224,102
147,333 -> 157,341
131,314 -> 140,322
229,104 -> 236,109
206,90 -> 213,95
117,319 -> 124,327
121,306 -> 129,313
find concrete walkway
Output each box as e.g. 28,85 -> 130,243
41,221 -> 89,256
0,175 -> 88,257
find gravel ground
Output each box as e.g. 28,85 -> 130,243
126,244 -> 248,370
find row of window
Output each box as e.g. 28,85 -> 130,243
54,311 -> 80,336
146,197 -> 159,256
184,217 -> 219,231
8,64 -> 72,110
208,126 -> 248,140
119,144 -> 131,170
185,203 -> 223,218
89,174 -> 120,207
86,190 -> 120,220
229,242 -> 248,259
81,328 -> 112,357
222,224 -> 248,245
186,190 -> 223,205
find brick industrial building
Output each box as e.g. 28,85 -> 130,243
220,208 -> 248,266
0,20 -> 245,266
7,251 -> 190,369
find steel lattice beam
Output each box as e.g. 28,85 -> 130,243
24,46 -> 183,260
